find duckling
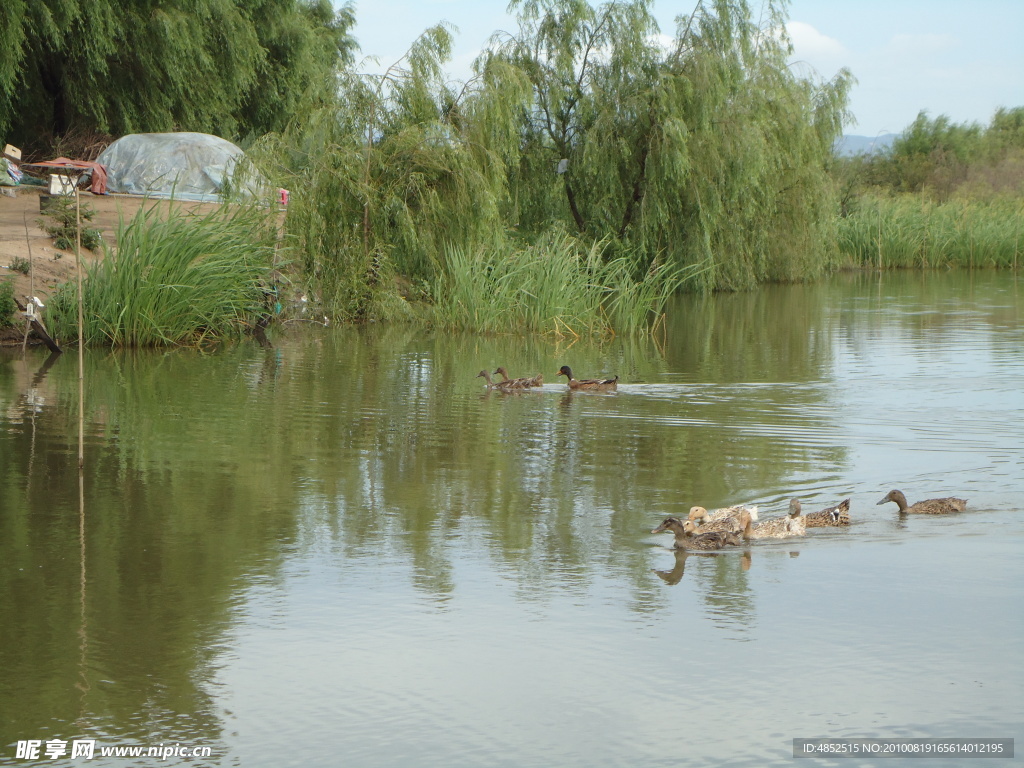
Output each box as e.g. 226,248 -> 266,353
556,365 -> 618,391
687,505 -> 759,533
736,502 -> 806,540
876,489 -> 967,515
476,370 -> 518,391
801,498 -> 851,527
493,367 -> 543,388
651,517 -> 742,551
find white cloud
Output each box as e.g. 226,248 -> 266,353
786,21 -> 846,60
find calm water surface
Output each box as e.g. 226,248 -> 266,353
1,271 -> 1021,767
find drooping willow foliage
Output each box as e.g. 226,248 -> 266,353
492,0 -> 853,290
0,0 -> 356,146
273,24 -> 527,321
275,0 -> 853,325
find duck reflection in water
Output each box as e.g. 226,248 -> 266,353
651,548 -> 754,586
652,550 -> 714,585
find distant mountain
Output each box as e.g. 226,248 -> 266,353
835,133 -> 898,156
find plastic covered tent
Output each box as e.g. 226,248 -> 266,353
96,132 -> 264,201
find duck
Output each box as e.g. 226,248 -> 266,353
476,369 -> 519,391
876,489 -> 967,515
651,517 -> 742,551
687,505 -> 759,533
556,365 -> 618,391
736,503 -> 806,540
493,367 -> 543,388
801,498 -> 851,527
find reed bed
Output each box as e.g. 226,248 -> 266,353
838,197 -> 1024,270
49,201 -> 278,347
429,232 -> 695,335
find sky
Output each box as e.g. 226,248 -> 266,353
346,0 -> 1024,137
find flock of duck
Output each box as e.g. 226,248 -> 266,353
651,491 -> 968,551
477,366 -> 619,392
473,366 -> 969,552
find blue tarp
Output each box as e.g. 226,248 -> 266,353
96,132 -> 264,201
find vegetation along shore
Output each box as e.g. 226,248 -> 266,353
1,0 -> 1021,347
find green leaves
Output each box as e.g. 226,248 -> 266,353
47,201 -> 278,347
1,0 -> 356,146
430,232 -> 695,335
488,0 -> 851,291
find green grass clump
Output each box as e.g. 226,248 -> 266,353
0,280 -> 16,327
429,231 -> 698,336
838,196 -> 1024,269
49,201 -> 278,346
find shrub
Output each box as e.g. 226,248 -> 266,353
48,200 -> 279,346
38,196 -> 103,251
0,280 -> 16,327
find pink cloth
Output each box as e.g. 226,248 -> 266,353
33,157 -> 108,194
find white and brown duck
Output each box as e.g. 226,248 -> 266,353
687,504 -> 759,533
799,498 -> 851,527
736,502 -> 806,539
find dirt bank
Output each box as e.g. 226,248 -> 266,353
1,187 -> 219,345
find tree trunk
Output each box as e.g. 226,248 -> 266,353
618,140 -> 650,239
39,55 -> 70,137
564,179 -> 586,233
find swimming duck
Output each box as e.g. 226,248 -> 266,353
687,505 -> 759,533
651,517 -> 742,551
476,370 -> 518,391
493,367 -> 543,388
801,498 -> 851,527
556,366 -> 618,391
736,503 -> 806,539
876,489 -> 967,515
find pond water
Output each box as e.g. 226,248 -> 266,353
1,270 -> 1021,767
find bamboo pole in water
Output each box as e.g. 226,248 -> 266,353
75,183 -> 84,469
22,212 -> 34,352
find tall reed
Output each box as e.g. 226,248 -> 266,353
430,232 -> 697,335
49,201 -> 278,347
838,196 -> 1024,269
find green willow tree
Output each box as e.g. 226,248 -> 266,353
0,0 -> 355,148
279,25 -> 527,319
490,0 -> 853,290
277,0 -> 853,326
489,0 -> 662,238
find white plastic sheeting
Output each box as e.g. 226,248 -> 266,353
96,132 -> 264,201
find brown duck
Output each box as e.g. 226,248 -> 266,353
800,498 -> 851,527
493,367 -> 543,388
476,370 -> 519,391
651,517 -> 741,551
557,366 -> 618,391
876,489 -> 967,515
